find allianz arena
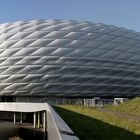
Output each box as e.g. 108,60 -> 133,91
0,19 -> 140,98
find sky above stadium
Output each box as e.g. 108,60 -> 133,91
0,0 -> 140,31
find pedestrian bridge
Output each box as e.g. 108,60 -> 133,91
0,103 -> 79,140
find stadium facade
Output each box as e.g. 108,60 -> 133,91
0,19 -> 139,100
0,20 -> 139,139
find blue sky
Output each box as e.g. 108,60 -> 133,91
0,0 -> 140,31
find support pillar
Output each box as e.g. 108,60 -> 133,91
43,110 -> 46,132
14,112 -> 16,124
37,112 -> 40,128
34,112 -> 36,129
20,112 -> 22,124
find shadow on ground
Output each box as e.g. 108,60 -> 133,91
54,106 -> 140,140
0,123 -> 47,140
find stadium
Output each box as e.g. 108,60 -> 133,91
0,20 -> 139,99
0,20 -> 139,139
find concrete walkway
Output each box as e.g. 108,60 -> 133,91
0,103 -> 79,140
